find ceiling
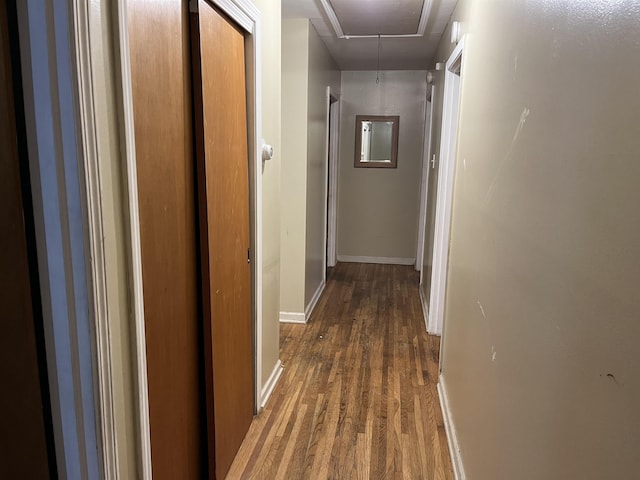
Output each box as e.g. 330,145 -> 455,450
281,0 -> 458,71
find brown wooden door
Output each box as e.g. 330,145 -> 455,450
191,2 -> 254,478
0,1 -> 53,476
127,1 -> 205,478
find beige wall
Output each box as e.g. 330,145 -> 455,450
281,19 -> 340,314
338,70 -> 427,261
281,19 -> 309,313
436,0 -> 640,478
252,0 -> 282,392
304,24 -> 340,307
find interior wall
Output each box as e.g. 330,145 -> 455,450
437,1 -> 640,478
280,18 -> 309,314
252,0 -> 282,400
337,70 -> 427,262
304,23 -> 340,308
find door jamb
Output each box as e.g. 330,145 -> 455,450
416,85 -> 434,274
71,0 -> 118,478
428,36 -> 465,336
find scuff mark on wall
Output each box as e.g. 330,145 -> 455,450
601,373 -> 621,387
484,107 -> 531,205
477,299 -> 488,320
513,54 -> 518,81
491,345 -> 497,362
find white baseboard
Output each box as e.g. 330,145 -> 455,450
279,311 -> 306,324
437,378 -> 466,480
305,280 -> 325,320
260,360 -> 284,411
419,286 -> 430,333
279,281 -> 326,325
337,255 -> 415,265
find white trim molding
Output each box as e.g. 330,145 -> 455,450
322,86 -> 330,282
438,379 -> 466,480
72,0 -> 118,477
279,312 -> 306,324
338,255 -> 416,266
260,360 -> 284,410
428,36 -> 466,336
419,286 -> 432,334
114,1 -> 153,478
305,281 -> 325,321
279,280 -> 326,325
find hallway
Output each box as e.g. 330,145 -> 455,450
228,263 -> 453,479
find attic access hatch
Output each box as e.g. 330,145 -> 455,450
320,0 -> 433,38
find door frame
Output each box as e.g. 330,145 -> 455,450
428,36 -> 465,336
416,85 -> 434,273
324,86 -> 340,272
97,1 -> 265,478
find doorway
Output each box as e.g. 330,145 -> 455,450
325,88 -> 339,273
416,86 -> 434,274
427,38 -> 466,336
125,0 -> 260,478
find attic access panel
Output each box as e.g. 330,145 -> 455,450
329,0 -> 425,35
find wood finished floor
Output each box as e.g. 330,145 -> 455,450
227,263 -> 453,479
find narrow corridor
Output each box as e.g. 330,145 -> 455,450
228,263 -> 453,479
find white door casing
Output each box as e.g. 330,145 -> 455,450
428,36 -> 465,336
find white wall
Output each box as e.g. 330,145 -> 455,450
337,70 -> 427,262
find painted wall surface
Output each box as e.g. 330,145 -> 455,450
338,70 -> 427,261
252,0 -> 282,390
280,19 -> 309,314
304,24 -> 340,308
436,0 -> 640,478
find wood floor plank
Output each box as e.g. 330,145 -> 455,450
228,263 -> 454,479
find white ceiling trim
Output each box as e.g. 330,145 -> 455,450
318,0 -> 345,37
319,0 -> 434,39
